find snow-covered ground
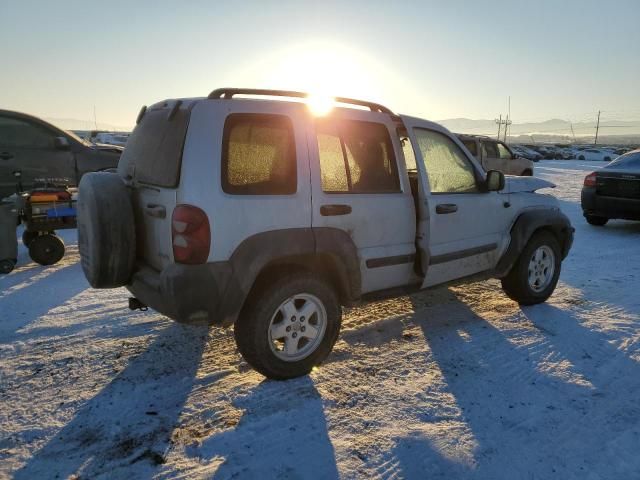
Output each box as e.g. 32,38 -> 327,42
1,161 -> 639,479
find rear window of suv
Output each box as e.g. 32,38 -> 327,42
222,114 -> 296,195
125,104 -> 190,187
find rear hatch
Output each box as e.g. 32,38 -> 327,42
596,170 -> 640,200
117,100 -> 191,271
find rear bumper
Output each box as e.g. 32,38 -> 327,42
127,261 -> 235,325
581,187 -> 640,220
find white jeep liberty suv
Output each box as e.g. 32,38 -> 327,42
78,88 -> 573,380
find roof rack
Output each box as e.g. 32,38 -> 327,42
207,88 -> 394,115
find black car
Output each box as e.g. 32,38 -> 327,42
0,109 -> 122,199
581,149 -> 640,226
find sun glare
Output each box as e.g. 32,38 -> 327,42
306,94 -> 334,116
259,41 -> 386,115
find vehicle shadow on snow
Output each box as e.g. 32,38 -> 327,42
194,377 -> 340,479
14,322 -> 209,480
386,291 -> 640,478
0,262 -> 88,340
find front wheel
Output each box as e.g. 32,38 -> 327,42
234,273 -> 342,380
501,231 -> 561,305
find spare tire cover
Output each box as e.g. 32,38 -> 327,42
78,172 -> 135,288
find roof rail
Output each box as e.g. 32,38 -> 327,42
207,88 -> 394,115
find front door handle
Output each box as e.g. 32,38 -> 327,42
144,203 -> 166,219
320,204 -> 352,216
0,152 -> 14,160
435,203 -> 458,214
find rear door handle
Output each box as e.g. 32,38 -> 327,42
144,203 -> 166,219
435,203 -> 458,214
320,204 -> 352,216
0,152 -> 14,160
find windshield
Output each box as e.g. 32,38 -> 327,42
65,129 -> 92,145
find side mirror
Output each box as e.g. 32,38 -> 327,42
512,153 -> 519,159
486,170 -> 505,191
54,136 -> 70,150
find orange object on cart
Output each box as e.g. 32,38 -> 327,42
30,190 -> 72,202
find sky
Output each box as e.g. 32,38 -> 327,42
1,0 -> 639,130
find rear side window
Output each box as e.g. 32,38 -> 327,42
317,120 -> 400,193
222,114 -> 296,195
461,139 -> 478,156
608,151 -> 640,168
126,104 -> 190,187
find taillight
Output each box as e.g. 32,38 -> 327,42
584,172 -> 597,187
171,205 -> 210,264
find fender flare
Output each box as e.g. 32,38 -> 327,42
494,209 -> 574,278
218,227 -> 361,326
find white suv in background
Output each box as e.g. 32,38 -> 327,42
78,88 -> 573,380
457,134 -> 535,176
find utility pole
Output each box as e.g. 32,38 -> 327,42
495,115 -> 511,142
594,110 -> 601,145
570,122 -> 576,143
506,96 -> 511,143
504,118 -> 512,143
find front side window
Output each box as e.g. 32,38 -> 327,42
414,129 -> 478,194
317,120 -> 400,193
0,116 -> 56,148
222,114 -> 296,195
482,141 -> 499,159
497,143 -> 512,159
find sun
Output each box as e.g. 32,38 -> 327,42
259,41 -> 386,116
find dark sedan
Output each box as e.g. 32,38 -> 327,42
581,149 -> 640,226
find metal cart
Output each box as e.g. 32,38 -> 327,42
20,188 -> 77,266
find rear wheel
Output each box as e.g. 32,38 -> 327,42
29,234 -> 65,266
585,215 -> 608,226
522,169 -> 533,176
234,273 -> 342,380
501,231 -> 561,305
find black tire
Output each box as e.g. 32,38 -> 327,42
603,157 -> 611,162
522,169 -> 533,176
0,259 -> 15,274
585,215 -> 608,226
578,155 -> 585,160
22,230 -> 39,246
501,231 -> 562,305
29,234 -> 65,266
234,273 -> 342,380
77,172 -> 135,288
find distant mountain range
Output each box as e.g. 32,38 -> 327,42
45,117 -> 133,133
438,118 -> 640,138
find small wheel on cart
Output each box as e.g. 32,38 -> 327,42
29,234 -> 65,266
0,259 -> 16,274
22,230 -> 39,246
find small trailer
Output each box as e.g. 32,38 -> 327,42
20,188 -> 77,266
